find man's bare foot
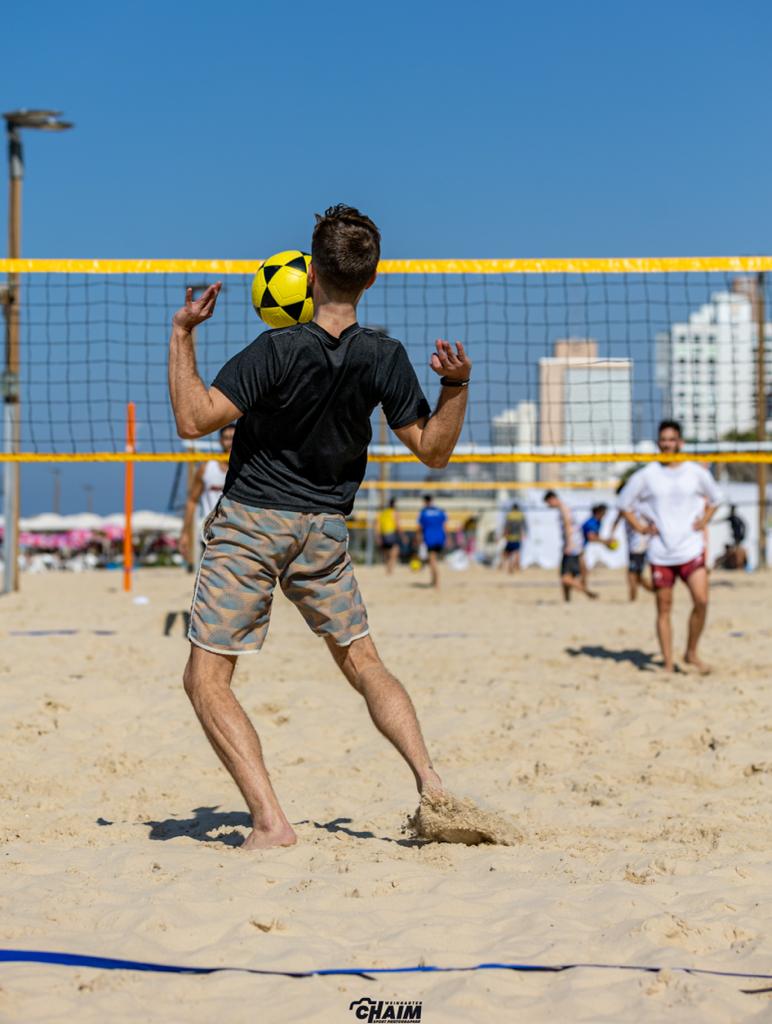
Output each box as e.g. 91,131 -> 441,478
241,822 -> 297,851
684,653 -> 712,675
662,660 -> 675,674
418,767 -> 445,798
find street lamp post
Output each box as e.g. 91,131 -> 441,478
52,468 -> 61,515
2,109 -> 72,593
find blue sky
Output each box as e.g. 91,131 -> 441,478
3,0 -> 772,513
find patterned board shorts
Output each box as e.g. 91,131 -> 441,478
188,497 -> 369,655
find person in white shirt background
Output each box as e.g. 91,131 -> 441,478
179,423 -> 235,565
611,475 -> 654,602
618,420 -> 721,674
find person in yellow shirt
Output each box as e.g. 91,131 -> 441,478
499,501 -> 526,573
377,498 -> 404,573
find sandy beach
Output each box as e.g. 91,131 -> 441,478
2,563 -> 772,1022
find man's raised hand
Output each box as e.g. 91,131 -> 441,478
430,339 -> 471,382
172,282 -> 222,332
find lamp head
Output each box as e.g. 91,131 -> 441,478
3,109 -> 73,131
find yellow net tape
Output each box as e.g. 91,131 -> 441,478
1,452 -> 771,464
2,256 -> 772,275
360,479 -> 613,491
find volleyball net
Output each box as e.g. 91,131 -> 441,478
1,258 -> 771,481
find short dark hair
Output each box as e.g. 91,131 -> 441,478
423,494 -> 433,505
389,498 -> 397,508
510,502 -> 520,511
311,204 -> 380,299
592,504 -> 607,517
658,419 -> 682,437
543,490 -> 557,502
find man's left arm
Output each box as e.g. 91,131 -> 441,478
393,341 -> 471,469
168,283 -> 243,439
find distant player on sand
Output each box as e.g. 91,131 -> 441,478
618,420 -> 720,673
579,502 -> 616,591
543,491 -> 598,600
179,424 -> 234,565
499,501 -> 526,573
417,494 -> 447,588
610,475 -> 653,601
168,205 -> 471,849
376,498 -> 404,574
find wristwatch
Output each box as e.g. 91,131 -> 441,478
440,377 -> 470,388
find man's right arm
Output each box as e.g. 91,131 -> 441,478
620,508 -> 655,535
617,473 -> 654,534
168,285 -> 243,439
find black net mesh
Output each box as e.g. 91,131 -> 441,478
5,270 -> 771,459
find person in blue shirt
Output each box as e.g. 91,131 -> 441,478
581,504 -> 608,546
418,494 -> 447,588
580,503 -> 615,592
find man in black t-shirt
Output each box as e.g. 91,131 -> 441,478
168,205 -> 472,850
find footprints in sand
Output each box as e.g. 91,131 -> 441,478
254,701 -> 290,727
638,912 -> 756,955
12,695 -> 71,741
250,917 -> 286,933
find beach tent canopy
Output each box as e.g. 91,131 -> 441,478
19,513 -> 72,532
102,511 -> 183,534
14,511 -> 182,535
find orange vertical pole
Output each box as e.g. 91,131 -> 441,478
123,402 -> 136,592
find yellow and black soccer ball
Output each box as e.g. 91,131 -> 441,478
251,250 -> 313,328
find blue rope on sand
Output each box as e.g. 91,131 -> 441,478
2,950 -> 772,991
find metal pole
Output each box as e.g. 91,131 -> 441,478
186,458 -> 196,573
378,407 -> 390,504
756,272 -> 767,568
123,402 -> 136,592
3,124 -> 22,593
365,484 -> 376,566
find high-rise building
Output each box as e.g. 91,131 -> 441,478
538,339 -> 633,482
490,402 -> 537,482
656,282 -> 772,441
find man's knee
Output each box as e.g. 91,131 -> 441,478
182,659 -> 199,699
183,648 -> 235,700
656,591 -> 673,614
329,634 -> 383,691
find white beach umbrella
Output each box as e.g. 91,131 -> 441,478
19,513 -> 71,532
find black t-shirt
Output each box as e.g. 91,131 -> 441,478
212,321 -> 430,515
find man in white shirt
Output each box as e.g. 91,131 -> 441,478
618,420 -> 721,673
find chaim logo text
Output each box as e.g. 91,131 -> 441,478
349,996 -> 423,1021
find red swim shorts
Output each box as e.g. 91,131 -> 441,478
651,554 -> 705,590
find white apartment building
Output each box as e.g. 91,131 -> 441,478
657,287 -> 772,442
538,339 -> 633,482
490,402 -> 537,483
